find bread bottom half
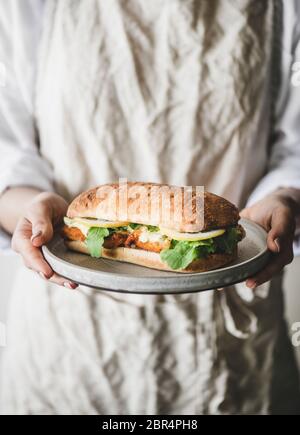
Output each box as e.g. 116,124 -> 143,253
65,240 -> 237,273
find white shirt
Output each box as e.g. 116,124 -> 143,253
0,0 -> 300,251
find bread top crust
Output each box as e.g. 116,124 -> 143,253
67,182 -> 239,232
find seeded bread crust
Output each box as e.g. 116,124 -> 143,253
67,182 -> 239,232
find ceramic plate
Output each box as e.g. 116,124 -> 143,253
42,219 -> 269,294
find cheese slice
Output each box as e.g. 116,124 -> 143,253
64,217 -> 226,242
70,217 -> 129,228
159,227 -> 225,241
64,217 -> 130,237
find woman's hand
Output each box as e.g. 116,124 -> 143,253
240,188 -> 300,289
11,191 -> 78,289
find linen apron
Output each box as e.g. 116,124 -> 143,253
1,0 -> 299,415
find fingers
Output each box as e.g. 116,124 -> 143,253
12,218 -> 78,289
239,208 -> 250,220
39,271 -> 78,289
267,206 -> 295,251
242,196 -> 296,290
11,193 -> 77,289
26,202 -> 54,247
12,219 -> 54,279
246,227 -> 294,289
244,204 -> 295,289
246,247 -> 294,288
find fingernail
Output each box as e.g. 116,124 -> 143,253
31,231 -> 42,243
274,238 -> 280,253
247,280 -> 257,289
64,282 -> 77,290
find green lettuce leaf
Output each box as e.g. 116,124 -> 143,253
113,223 -> 158,233
214,227 -> 239,254
122,223 -> 141,232
159,229 -> 240,270
85,224 -> 240,267
110,225 -> 129,233
146,225 -> 160,232
160,239 -> 216,270
86,227 -> 110,258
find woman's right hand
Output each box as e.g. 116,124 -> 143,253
11,191 -> 78,289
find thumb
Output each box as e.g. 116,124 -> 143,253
239,208 -> 250,219
27,202 -> 54,247
267,207 -> 295,254
267,230 -> 281,254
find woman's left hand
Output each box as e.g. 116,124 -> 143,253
240,188 -> 300,289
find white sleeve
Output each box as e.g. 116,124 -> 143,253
247,0 -> 300,206
0,0 -> 52,251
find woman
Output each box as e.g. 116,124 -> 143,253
0,0 -> 300,415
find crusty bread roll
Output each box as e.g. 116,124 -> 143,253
67,182 -> 239,233
65,240 -> 237,273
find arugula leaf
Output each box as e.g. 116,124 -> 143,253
102,223 -> 158,234
86,227 -> 110,258
110,223 -> 160,233
109,226 -> 128,233
146,225 -> 160,232
127,223 -> 142,231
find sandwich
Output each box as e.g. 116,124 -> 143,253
62,182 -> 245,273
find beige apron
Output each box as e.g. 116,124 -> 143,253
1,0 -> 299,415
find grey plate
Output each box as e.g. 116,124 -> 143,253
42,219 -> 269,294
